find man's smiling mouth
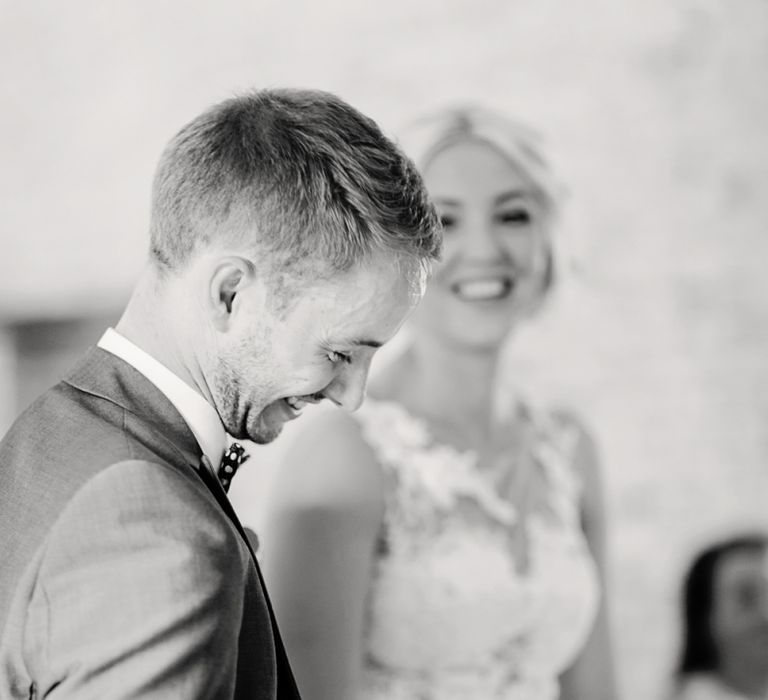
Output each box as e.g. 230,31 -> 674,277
284,396 -> 306,415
283,394 -> 323,417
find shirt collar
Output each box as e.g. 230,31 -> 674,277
97,328 -> 227,467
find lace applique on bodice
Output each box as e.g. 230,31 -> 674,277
354,399 -> 601,700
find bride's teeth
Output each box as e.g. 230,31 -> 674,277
453,278 -> 511,301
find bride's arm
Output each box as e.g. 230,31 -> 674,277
559,420 -> 621,700
260,409 -> 385,700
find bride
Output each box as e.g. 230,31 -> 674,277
260,106 -> 619,700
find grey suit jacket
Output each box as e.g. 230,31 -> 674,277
0,348 -> 301,699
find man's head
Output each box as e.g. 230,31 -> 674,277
147,89 -> 441,443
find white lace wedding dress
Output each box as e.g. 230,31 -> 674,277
353,399 -> 601,700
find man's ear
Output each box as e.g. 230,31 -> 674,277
208,256 -> 256,330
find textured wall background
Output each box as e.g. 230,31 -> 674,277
3,1 -> 768,698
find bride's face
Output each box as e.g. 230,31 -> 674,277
410,138 -> 551,351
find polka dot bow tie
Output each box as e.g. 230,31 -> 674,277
217,442 -> 250,492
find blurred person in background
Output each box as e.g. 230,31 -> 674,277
261,106 -> 618,700
669,534 -> 768,700
0,89 -> 441,699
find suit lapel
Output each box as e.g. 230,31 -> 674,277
197,456 -> 301,697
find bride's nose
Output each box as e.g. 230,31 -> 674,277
461,217 -> 507,262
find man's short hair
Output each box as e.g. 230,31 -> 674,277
149,89 -> 441,278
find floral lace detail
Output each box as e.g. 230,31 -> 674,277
366,402 -> 518,530
354,399 -> 600,700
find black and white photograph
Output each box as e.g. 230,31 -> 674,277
2,2 -> 768,699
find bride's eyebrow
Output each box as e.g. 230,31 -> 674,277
494,190 -> 528,205
432,197 -> 461,207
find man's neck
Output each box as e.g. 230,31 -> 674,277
116,266 -> 215,407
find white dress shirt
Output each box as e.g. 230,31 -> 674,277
97,328 -> 227,467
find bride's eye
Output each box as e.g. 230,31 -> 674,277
496,208 -> 531,226
439,213 -> 457,230
328,350 -> 352,365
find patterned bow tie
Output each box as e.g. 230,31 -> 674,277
217,442 -> 250,492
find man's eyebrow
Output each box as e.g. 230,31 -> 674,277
326,336 -> 384,350
351,338 -> 384,349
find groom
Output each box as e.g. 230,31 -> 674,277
0,89 -> 440,698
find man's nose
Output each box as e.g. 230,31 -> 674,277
323,363 -> 370,412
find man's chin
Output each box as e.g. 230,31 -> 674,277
249,427 -> 283,445
247,412 -> 286,445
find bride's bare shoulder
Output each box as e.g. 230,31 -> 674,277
270,405 -> 384,510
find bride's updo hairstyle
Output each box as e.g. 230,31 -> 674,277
396,106 -> 566,309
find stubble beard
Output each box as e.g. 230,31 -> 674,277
210,349 -> 281,445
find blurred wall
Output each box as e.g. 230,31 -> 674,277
3,2 -> 768,698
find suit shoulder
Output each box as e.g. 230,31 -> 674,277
44,460 -> 247,576
24,461 -> 258,698
1,379 -> 131,469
